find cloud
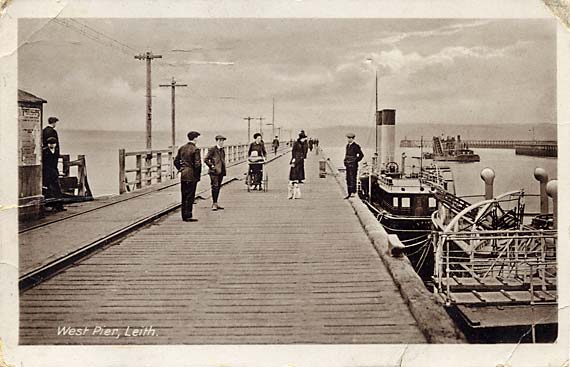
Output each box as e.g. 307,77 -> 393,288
376,20 -> 492,45
360,41 -> 532,77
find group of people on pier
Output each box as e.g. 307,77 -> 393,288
173,129 -> 363,222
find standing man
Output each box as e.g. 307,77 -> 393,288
343,132 -> 364,199
272,135 -> 280,155
43,116 -> 60,156
174,131 -> 202,222
205,135 -> 227,211
42,136 -> 65,211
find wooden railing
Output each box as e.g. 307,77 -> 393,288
119,148 -> 175,194
119,142 -> 280,194
59,154 -> 93,198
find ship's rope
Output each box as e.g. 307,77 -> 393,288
400,233 -> 430,244
379,222 -> 434,234
415,236 -> 433,271
405,238 -> 431,257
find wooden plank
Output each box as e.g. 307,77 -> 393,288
20,152 -> 426,344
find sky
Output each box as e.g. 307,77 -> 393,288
18,18 -> 556,134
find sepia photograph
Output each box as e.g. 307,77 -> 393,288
1,0 -> 568,366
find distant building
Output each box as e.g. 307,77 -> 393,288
18,89 -> 47,220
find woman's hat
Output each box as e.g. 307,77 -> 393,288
299,131 -> 307,139
253,133 -> 262,139
346,132 -> 356,138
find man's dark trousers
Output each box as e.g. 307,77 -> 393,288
181,181 -> 198,220
210,174 -> 223,203
345,164 -> 358,195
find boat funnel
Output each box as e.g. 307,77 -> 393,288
380,109 -> 396,168
480,167 -> 495,200
546,180 -> 557,229
534,167 -> 549,214
400,153 -> 406,175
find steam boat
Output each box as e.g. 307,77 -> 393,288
358,105 -> 454,279
430,135 -> 480,162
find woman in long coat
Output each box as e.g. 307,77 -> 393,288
288,132 -> 308,199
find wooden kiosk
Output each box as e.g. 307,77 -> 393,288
18,89 -> 47,221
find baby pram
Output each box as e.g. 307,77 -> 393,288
246,151 -> 268,192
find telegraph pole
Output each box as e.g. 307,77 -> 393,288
271,97 -> 275,138
160,77 -> 187,148
243,116 -> 254,143
135,51 -> 162,150
257,117 -> 265,136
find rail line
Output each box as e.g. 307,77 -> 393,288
19,150 -> 290,292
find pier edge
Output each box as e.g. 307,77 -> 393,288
323,151 -> 467,343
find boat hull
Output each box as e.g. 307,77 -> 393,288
433,154 -> 480,162
372,206 -> 435,281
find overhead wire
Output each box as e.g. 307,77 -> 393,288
51,18 -> 139,57
67,19 -> 139,53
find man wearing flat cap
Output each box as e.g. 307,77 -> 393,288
205,135 -> 227,211
43,116 -> 61,156
174,131 -> 202,222
343,132 -> 364,199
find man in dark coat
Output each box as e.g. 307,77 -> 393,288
42,116 -> 60,156
174,131 -> 202,222
205,135 -> 227,211
42,136 -> 65,211
271,136 -> 279,155
343,132 -> 364,199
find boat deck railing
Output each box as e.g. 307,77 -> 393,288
433,229 -> 557,306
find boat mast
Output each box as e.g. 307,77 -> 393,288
375,70 -> 378,155
369,71 -> 378,203
420,136 -> 423,172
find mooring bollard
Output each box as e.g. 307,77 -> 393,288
319,159 -> 327,178
546,180 -> 557,229
388,234 -> 405,257
480,167 -> 495,200
534,167 -> 549,214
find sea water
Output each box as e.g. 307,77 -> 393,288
56,129 -> 557,213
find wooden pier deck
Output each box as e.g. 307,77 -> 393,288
20,150 -> 427,344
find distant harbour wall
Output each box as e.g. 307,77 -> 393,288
400,139 -> 557,149
515,143 -> 557,157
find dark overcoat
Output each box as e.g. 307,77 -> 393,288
174,142 -> 202,182
204,145 -> 226,177
42,126 -> 60,155
248,142 -> 267,158
343,142 -> 364,167
289,140 -> 305,181
42,146 -> 60,184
